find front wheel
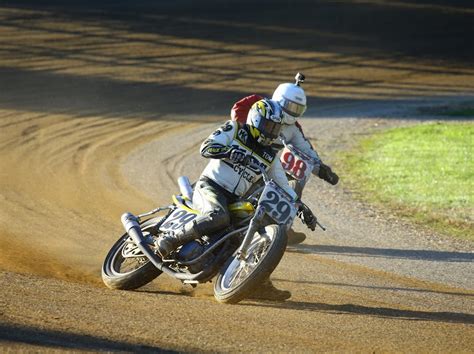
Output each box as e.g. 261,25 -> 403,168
214,225 -> 287,304
102,220 -> 163,290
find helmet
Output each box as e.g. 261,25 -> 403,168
272,73 -> 307,124
246,99 -> 283,146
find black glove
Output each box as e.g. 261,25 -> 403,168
298,204 -> 317,231
228,148 -> 246,164
318,163 -> 339,185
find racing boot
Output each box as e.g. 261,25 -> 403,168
248,279 -> 291,301
286,228 -> 306,245
155,222 -> 200,259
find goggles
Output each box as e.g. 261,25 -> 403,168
258,117 -> 281,140
279,98 -> 306,118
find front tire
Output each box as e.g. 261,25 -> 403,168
214,225 -> 287,304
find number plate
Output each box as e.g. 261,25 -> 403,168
280,146 -> 315,181
159,207 -> 198,232
258,181 -> 297,225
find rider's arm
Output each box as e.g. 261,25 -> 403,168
200,121 -> 236,159
285,124 -> 339,185
269,160 -> 298,201
280,123 -> 341,184
281,123 -> 321,163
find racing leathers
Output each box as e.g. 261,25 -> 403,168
231,94 -> 338,198
155,120 -> 297,258
200,120 -> 296,198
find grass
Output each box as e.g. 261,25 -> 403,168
339,122 -> 473,240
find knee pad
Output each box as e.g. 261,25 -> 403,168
192,208 -> 230,237
206,208 -> 230,229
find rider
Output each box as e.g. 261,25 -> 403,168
156,98 -> 316,300
231,73 -> 339,244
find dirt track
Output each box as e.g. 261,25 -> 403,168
1,1 -> 473,351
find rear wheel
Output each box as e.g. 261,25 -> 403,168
214,225 -> 287,304
102,219 -> 162,290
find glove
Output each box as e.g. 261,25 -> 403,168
298,204 -> 317,231
228,148 -> 246,164
318,163 -> 339,185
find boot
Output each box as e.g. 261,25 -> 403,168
287,228 -> 306,245
155,222 -> 199,259
248,279 -> 291,301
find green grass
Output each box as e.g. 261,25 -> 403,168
339,122 -> 473,240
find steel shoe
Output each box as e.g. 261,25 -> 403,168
287,228 -> 306,245
248,279 -> 291,301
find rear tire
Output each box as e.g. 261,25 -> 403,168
213,225 -> 287,304
102,219 -> 162,290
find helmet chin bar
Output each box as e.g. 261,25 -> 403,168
282,111 -> 297,125
257,134 -> 274,146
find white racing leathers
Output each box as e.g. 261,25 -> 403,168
277,123 -> 321,197
279,123 -> 320,169
200,120 -> 297,201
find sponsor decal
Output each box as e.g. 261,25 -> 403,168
232,164 -> 255,183
261,150 -> 274,162
237,128 -> 248,142
220,121 -> 233,132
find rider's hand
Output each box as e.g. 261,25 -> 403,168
318,163 -> 339,185
298,204 -> 317,231
228,148 -> 246,164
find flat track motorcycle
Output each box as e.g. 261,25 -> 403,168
102,160 -> 322,304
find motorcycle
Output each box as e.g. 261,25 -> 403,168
102,158 -> 323,304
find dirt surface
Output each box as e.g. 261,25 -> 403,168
1,1 -> 473,352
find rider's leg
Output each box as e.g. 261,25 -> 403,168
156,178 -> 231,258
287,178 -> 308,245
291,177 -> 306,200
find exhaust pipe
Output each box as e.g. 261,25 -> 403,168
121,212 -> 211,281
121,212 -> 165,272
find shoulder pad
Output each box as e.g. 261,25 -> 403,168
219,120 -> 236,132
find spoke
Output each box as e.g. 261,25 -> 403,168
112,241 -> 148,275
227,262 -> 246,285
221,228 -> 275,291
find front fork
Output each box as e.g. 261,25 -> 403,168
235,205 -> 266,261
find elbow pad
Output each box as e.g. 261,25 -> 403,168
201,141 -> 231,159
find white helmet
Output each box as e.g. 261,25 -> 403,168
272,73 -> 307,124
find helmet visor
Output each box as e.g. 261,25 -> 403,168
258,118 -> 281,140
279,98 -> 306,117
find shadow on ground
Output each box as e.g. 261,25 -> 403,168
1,66 -> 471,122
1,0 -> 473,120
0,323 -> 176,352
273,278 -> 474,298
6,0 -> 474,63
243,300 -> 474,324
289,244 -> 474,263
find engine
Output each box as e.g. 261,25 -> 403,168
177,240 -> 203,261
177,240 -> 208,273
